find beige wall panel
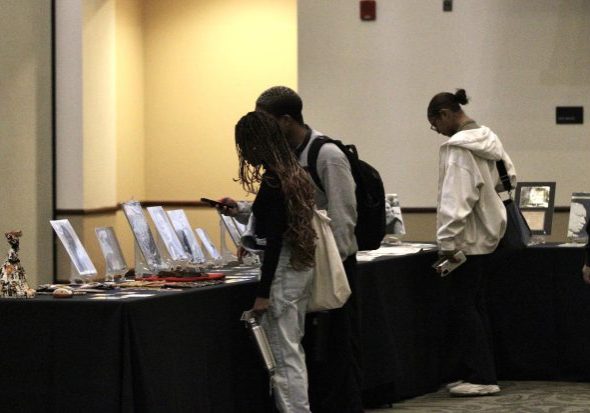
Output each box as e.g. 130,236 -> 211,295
115,0 -> 146,202
143,0 -> 296,202
0,0 -> 53,287
83,0 -> 118,208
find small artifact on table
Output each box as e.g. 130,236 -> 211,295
53,287 -> 74,298
0,231 -> 36,298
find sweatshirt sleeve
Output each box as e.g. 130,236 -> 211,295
437,161 -> 481,251
316,144 -> 358,259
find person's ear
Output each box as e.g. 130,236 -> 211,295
279,114 -> 293,125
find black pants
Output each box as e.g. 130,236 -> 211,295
439,254 -> 498,385
304,254 -> 364,413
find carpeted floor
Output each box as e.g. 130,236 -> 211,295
366,381 -> 590,412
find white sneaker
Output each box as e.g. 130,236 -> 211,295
445,380 -> 464,390
449,382 -> 500,396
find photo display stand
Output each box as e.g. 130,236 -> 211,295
147,206 -> 191,269
122,201 -> 166,276
384,193 -> 406,245
220,213 -> 244,248
219,220 -> 237,264
195,228 -> 223,266
95,227 -> 128,282
167,209 -> 207,265
515,182 -> 556,244
50,219 -> 97,284
229,214 -> 262,267
567,192 -> 590,243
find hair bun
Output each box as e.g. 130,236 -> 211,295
454,89 -> 469,105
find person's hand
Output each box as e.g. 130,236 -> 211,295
583,264 -> 590,285
218,197 -> 238,216
439,249 -> 461,263
252,297 -> 270,315
236,246 -> 249,262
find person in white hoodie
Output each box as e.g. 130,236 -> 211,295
428,88 -> 517,397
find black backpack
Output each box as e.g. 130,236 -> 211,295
307,136 -> 386,251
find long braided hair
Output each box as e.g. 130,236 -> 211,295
235,111 -> 316,270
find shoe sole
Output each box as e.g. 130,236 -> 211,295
450,388 -> 500,397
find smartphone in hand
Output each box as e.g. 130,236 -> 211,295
200,198 -> 228,208
432,251 -> 467,277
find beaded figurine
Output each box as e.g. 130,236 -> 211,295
0,231 -> 36,298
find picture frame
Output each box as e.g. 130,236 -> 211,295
514,182 -> 556,235
566,192 -> 590,243
122,201 -> 164,271
167,209 -> 207,263
385,193 -> 406,235
95,227 -> 128,277
195,228 -> 222,261
220,213 -> 244,248
50,219 -> 97,277
147,206 -> 190,263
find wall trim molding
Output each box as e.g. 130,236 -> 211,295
55,203 -> 572,216
56,200 -> 211,216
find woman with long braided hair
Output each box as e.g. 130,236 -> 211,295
235,111 -> 316,412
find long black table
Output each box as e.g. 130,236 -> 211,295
0,245 -> 587,412
487,244 -> 590,382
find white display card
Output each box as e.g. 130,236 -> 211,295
147,206 -> 190,263
385,193 -> 406,235
195,228 -> 222,261
51,219 -> 97,277
122,201 -> 165,271
220,214 -> 243,248
95,227 -> 128,278
167,209 -> 206,263
567,192 -> 590,243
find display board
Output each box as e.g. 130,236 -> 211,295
515,182 -> 556,236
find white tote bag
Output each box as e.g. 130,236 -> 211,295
307,210 -> 351,312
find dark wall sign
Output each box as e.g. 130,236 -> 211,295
556,106 -> 583,124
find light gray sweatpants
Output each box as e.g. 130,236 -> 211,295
260,247 -> 314,413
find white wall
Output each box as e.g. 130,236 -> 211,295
298,0 -> 590,207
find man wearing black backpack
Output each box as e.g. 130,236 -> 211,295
256,86 -> 365,413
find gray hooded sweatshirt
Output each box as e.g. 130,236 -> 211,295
437,125 -> 517,255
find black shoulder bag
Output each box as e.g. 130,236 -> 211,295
496,160 -> 531,250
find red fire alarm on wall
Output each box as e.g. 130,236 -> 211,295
360,0 -> 376,21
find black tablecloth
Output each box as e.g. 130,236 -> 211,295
1,245 -> 588,412
0,283 -> 272,413
358,251 -> 442,405
487,244 -> 590,382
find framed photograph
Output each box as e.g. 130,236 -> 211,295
514,182 -> 556,235
122,201 -> 164,270
95,227 -> 128,276
195,228 -> 222,261
385,193 -> 406,235
147,206 -> 190,263
167,209 -> 206,263
220,213 -> 243,248
567,192 -> 590,242
50,219 -> 97,277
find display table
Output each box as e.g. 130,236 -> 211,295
487,244 -> 590,382
0,244 -> 587,412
